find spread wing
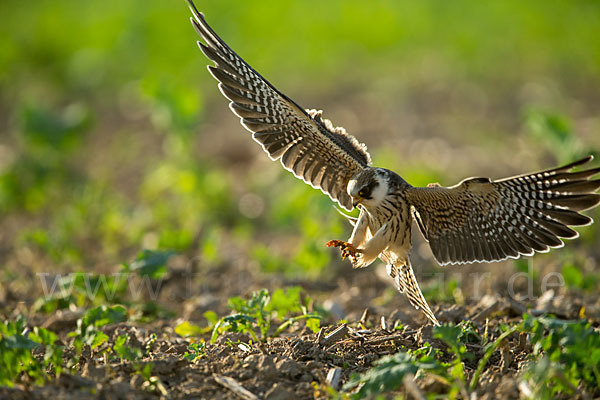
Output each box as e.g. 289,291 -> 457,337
406,156 -> 600,266
187,2 -> 371,211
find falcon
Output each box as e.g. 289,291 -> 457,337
187,1 -> 600,325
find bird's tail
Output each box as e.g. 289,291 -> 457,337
384,255 -> 440,326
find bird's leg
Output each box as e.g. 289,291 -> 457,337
326,209 -> 368,263
347,208 -> 369,248
353,223 -> 390,268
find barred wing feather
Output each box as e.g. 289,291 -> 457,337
406,157 -> 600,265
188,2 -> 371,211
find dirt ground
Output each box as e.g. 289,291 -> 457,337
1,251 -> 599,399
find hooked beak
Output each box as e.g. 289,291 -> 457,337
352,197 -> 361,208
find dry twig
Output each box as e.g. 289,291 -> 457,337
320,324 -> 349,347
212,374 -> 259,400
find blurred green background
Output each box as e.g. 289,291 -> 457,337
1,0 -> 599,298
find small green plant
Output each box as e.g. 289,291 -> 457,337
226,289 -> 271,340
433,323 -> 475,398
0,317 -> 64,387
113,334 -> 142,362
122,249 -> 175,280
69,305 -> 128,354
174,321 -> 207,337
343,352 -> 417,398
344,346 -> 453,399
519,315 -> 600,398
343,316 -> 600,399
206,288 -> 321,343
135,362 -> 168,396
32,249 -> 176,315
33,272 -> 128,312
343,321 -> 522,399
183,342 -> 206,362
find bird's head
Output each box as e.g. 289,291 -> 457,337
347,168 -> 389,209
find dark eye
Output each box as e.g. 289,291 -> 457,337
358,189 -> 367,197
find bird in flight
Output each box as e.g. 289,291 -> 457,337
186,1 -> 600,325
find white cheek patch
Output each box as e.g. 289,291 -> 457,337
370,182 -> 388,203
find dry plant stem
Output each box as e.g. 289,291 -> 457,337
315,327 -> 326,344
380,316 -> 388,331
320,324 -> 349,347
364,334 -> 407,346
403,373 -> 426,400
359,308 -> 369,328
213,374 -> 259,400
326,367 -> 343,391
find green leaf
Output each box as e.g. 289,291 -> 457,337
90,331 -> 109,349
344,352 -> 417,398
175,321 -> 203,337
3,334 -> 40,350
226,289 -> 271,339
183,342 -> 206,361
266,287 -> 302,318
81,305 -> 128,328
30,327 -> 58,346
113,334 -> 142,361
223,314 -> 256,332
434,324 -> 462,354
520,315 -> 600,394
73,305 -> 128,348
306,316 -> 321,333
203,311 -> 219,325
129,249 -> 176,279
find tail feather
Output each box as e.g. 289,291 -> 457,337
382,254 -> 440,326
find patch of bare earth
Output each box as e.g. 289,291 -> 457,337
2,287 -> 598,399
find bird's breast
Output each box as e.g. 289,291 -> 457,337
365,196 -> 411,247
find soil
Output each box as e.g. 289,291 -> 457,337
1,254 -> 599,399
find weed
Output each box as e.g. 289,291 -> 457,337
175,321 -> 207,337
343,352 -> 417,398
343,346 -> 453,399
69,304 -> 128,353
519,315 -> 600,398
122,249 -> 175,280
343,316 -> 600,398
432,323 -> 474,398
183,342 -> 206,362
33,249 -> 176,316
136,362 -> 168,396
113,334 -> 142,362
0,317 -> 64,387
175,288 -> 322,343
